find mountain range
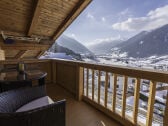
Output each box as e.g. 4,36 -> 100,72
49,43 -> 82,60
49,35 -> 96,60
49,24 -> 168,59
57,35 -> 93,55
117,24 -> 168,58
89,24 -> 168,58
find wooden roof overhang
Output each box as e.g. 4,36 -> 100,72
0,0 -> 92,60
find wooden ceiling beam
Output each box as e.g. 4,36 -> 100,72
28,0 -> 44,36
1,30 -> 26,37
52,0 -> 92,40
1,44 -> 50,51
15,50 -> 27,59
1,30 -> 50,40
0,37 -> 50,51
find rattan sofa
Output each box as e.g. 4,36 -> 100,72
0,86 -> 66,126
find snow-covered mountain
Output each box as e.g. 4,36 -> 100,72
88,39 -> 125,55
47,35 -> 96,61
116,24 -> 168,58
57,35 -> 93,55
49,43 -> 82,60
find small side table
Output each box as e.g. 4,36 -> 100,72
0,70 -> 47,92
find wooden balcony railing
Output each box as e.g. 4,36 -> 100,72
78,62 -> 168,126
1,59 -> 168,126
51,59 -> 168,126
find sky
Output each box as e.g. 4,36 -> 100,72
62,0 -> 168,46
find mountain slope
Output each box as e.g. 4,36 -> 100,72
49,43 -> 82,60
117,24 -> 168,58
57,35 -> 93,55
88,40 -> 124,55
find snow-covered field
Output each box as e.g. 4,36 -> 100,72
40,52 -> 74,60
94,55 -> 168,71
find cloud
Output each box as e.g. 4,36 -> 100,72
117,8 -> 133,22
101,17 -> 106,22
85,13 -> 111,29
112,5 -> 168,31
86,13 -> 95,20
120,8 -> 130,15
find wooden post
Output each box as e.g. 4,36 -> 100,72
122,76 -> 128,118
52,61 -> 57,84
104,72 -> 108,107
163,91 -> 168,126
92,69 -> 95,100
76,66 -> 84,101
98,70 -> 101,104
133,78 -> 140,124
146,81 -> 156,126
112,74 -> 117,112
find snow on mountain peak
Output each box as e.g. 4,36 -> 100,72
139,41 -> 144,44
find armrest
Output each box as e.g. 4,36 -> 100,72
0,86 -> 46,113
1,80 -> 32,92
0,99 -> 66,126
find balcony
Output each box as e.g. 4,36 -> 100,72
1,59 -> 168,126
46,84 -> 120,126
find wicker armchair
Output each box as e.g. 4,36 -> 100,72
0,86 -> 66,126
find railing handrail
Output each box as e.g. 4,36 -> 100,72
51,59 -> 168,83
1,58 -> 168,83
0,59 -> 51,64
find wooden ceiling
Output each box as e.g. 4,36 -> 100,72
0,0 -> 92,60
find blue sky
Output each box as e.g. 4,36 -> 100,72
62,0 -> 168,46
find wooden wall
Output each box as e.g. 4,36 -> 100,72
0,59 -> 79,95
52,60 -> 78,94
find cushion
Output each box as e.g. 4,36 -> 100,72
16,96 -> 54,112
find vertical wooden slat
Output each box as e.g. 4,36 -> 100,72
92,69 -> 95,100
83,68 -> 85,95
133,78 -> 141,124
98,70 -> 101,104
76,66 -> 84,101
163,91 -> 168,126
122,76 -> 128,118
146,81 -> 156,126
86,68 -> 89,97
104,72 -> 108,107
112,74 -> 117,112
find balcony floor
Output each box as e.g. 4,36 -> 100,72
46,84 -> 122,126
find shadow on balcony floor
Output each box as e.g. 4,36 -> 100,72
46,84 -> 122,126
